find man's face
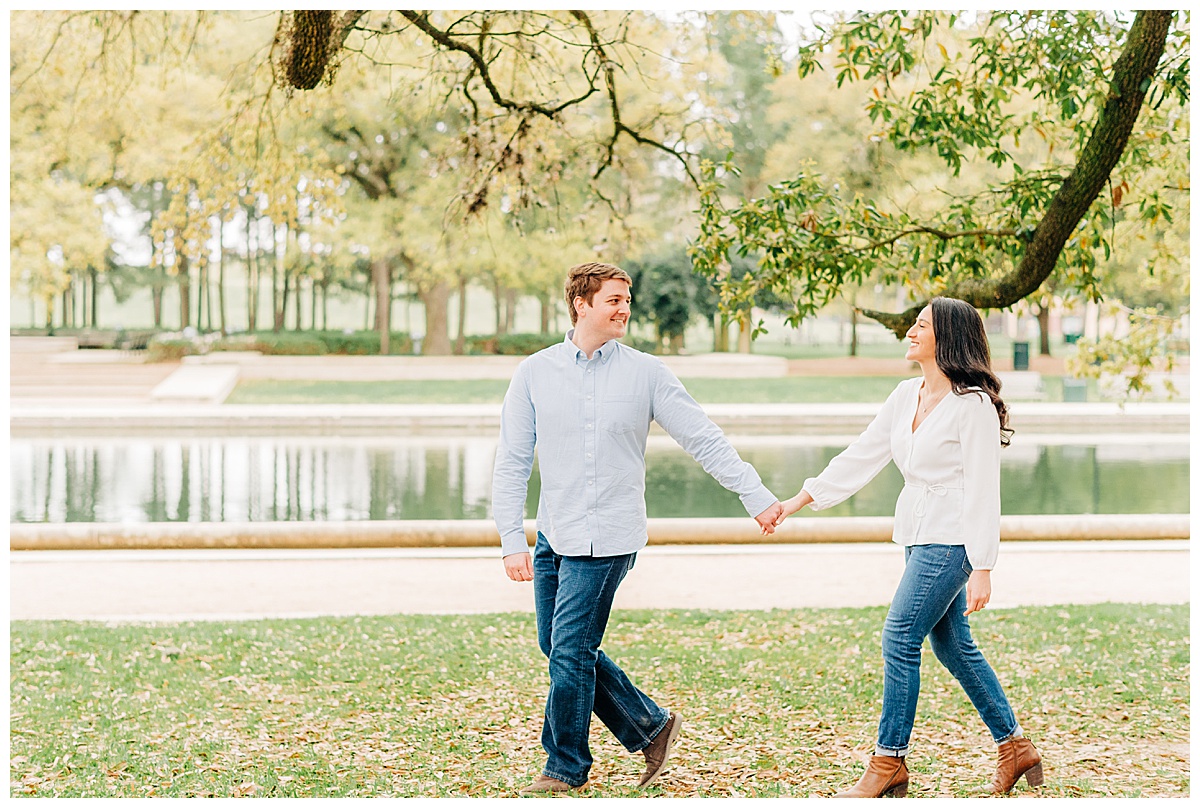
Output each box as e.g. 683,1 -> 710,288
576,278 -> 631,342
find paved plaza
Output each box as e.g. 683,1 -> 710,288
9,540 -> 1190,622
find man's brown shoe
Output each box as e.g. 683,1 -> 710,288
639,712 -> 683,787
988,737 -> 1043,794
832,755 -> 908,798
519,775 -> 584,795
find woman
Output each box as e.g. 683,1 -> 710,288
775,297 -> 1042,797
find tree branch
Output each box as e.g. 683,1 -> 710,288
849,225 -> 1019,254
569,10 -> 698,186
397,10 -> 597,117
861,10 -> 1175,337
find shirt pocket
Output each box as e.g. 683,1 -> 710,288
602,396 -> 644,435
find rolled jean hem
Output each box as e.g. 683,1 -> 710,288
541,768 -> 587,788
627,712 -> 672,754
994,726 -> 1024,745
874,744 -> 909,758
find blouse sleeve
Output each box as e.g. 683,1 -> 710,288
959,392 -> 1002,570
802,382 -> 904,510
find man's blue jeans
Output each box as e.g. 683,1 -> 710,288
876,544 -> 1022,756
532,532 -> 670,786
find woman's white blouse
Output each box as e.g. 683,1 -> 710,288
803,377 -> 1002,570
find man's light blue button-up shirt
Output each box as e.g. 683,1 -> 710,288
492,332 -> 777,558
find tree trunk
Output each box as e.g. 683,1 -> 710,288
737,313 -> 752,353
246,213 -> 258,332
152,281 -> 164,328
81,273 -> 88,327
454,276 -> 468,354
196,260 -> 206,332
217,221 -> 227,335
713,313 -> 729,352
89,266 -> 99,327
278,271 -> 291,332
293,275 -> 303,331
372,258 -> 391,354
420,280 -> 452,355
1037,304 -> 1052,356
44,296 -> 55,331
504,288 -> 518,334
668,333 -> 685,354
364,277 -> 372,331
271,228 -> 279,332
539,291 -> 553,334
312,276 -> 321,328
850,305 -> 859,357
178,255 -> 191,329
493,279 -> 505,335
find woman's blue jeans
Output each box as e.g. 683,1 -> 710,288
876,544 -> 1022,756
532,532 -> 670,786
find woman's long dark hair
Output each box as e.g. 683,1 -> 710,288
930,297 -> 1013,447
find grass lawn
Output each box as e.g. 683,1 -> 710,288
226,376 -> 914,405
225,375 -> 1100,405
10,604 -> 1188,798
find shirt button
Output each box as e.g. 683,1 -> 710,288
589,509 -> 595,515
587,369 -> 593,374
587,480 -> 594,486
586,453 -> 592,458
587,395 -> 592,400
587,423 -> 592,429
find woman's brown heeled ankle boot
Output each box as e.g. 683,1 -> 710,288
833,755 -> 909,798
989,737 -> 1043,794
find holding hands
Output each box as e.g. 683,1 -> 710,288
754,501 -> 785,535
752,491 -> 814,534
773,490 -> 814,527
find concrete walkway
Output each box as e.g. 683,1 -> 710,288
10,400 -> 1190,437
9,540 -> 1189,623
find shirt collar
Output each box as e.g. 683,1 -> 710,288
564,329 -> 619,364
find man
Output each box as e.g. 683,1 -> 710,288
491,261 -> 784,794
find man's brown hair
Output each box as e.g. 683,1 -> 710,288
564,262 -> 632,325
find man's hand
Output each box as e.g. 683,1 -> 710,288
504,552 -> 533,582
964,569 -> 992,616
755,501 -> 784,535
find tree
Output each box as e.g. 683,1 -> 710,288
12,11 -> 765,346
10,177 -> 108,329
691,11 -> 1187,346
625,249 -> 718,354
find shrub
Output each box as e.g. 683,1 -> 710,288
248,332 -> 329,356
493,333 -> 561,355
315,330 -> 412,355
146,338 -> 197,362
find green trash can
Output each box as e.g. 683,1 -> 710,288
1062,378 -> 1087,402
1012,341 -> 1030,371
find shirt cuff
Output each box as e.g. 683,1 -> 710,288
500,528 -> 532,557
801,477 -> 832,511
740,485 -> 779,519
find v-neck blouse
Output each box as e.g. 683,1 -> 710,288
802,377 -> 1002,570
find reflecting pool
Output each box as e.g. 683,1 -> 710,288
9,436 -> 1188,523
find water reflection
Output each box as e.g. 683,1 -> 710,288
8,437 -> 1188,523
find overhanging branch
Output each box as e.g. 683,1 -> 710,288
859,10 -> 1174,338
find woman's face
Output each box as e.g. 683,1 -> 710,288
904,305 -> 936,363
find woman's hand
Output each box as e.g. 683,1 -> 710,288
964,569 -> 992,616
774,490 -> 814,526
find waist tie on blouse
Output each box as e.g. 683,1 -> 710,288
906,483 -> 962,518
